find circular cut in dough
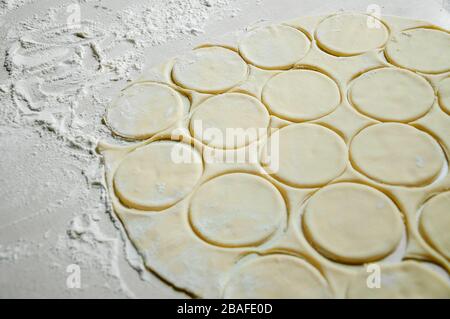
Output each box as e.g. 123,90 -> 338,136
350,68 -> 434,122
347,261 -> 450,298
385,28 -> 450,74
223,255 -> 331,298
114,141 -> 203,211
438,77 -> 450,115
350,123 -> 444,186
303,183 -> 403,264
172,46 -> 248,93
315,13 -> 389,56
262,69 -> 340,122
238,25 -> 310,70
189,173 -> 285,247
106,82 -> 183,139
189,93 -> 270,149
261,123 -> 347,188
420,192 -> 450,259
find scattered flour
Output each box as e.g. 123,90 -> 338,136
55,212 -> 135,297
0,239 -> 39,262
0,0 -> 240,297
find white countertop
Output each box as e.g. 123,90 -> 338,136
0,0 -> 448,298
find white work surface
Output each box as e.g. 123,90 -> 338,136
0,0 -> 448,298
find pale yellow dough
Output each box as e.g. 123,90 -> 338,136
303,183 -> 403,264
261,123 -> 347,187
223,255 -> 332,298
438,77 -> 450,115
189,93 -> 269,149
100,13 -> 450,299
385,28 -> 450,74
315,13 -> 389,56
172,46 -> 248,93
350,123 -> 444,186
189,173 -> 285,247
262,69 -> 340,122
238,25 -> 310,70
106,82 -> 183,139
349,67 -> 434,122
420,192 -> 450,260
114,141 -> 203,210
347,261 -> 450,298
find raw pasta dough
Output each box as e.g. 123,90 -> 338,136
438,77 -> 450,115
223,255 -> 332,298
262,69 -> 340,121
189,93 -> 269,149
347,261 -> 450,298
238,25 -> 310,70
349,67 -> 434,122
420,192 -> 450,260
172,46 -> 248,93
114,141 -> 203,210
315,13 -> 389,56
100,13 -> 450,299
261,123 -> 347,187
350,123 -> 444,186
385,28 -> 450,74
303,183 -> 403,264
106,82 -> 183,139
189,173 -> 285,247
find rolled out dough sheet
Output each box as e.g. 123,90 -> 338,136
99,12 -> 450,298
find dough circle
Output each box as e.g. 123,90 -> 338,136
315,13 -> 389,56
223,255 -> 331,298
349,68 -> 434,122
261,123 -> 347,188
172,46 -> 248,93
438,77 -> 450,115
303,183 -> 403,264
385,28 -> 450,74
262,69 -> 340,121
106,82 -> 183,139
238,25 -> 310,70
419,192 -> 450,259
114,141 -> 203,210
189,93 -> 269,149
350,123 -> 444,186
347,261 -> 450,298
189,173 -> 285,247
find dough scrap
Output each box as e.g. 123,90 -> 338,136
189,93 -> 269,149
261,123 -> 347,187
438,77 -> 450,115
350,123 -> 444,186
347,261 -> 450,298
189,173 -> 285,247
223,255 -> 331,298
106,82 -> 183,139
238,25 -> 310,70
315,13 -> 389,56
303,183 -> 403,264
101,14 -> 450,299
420,192 -> 450,259
349,68 -> 434,122
172,46 -> 248,93
385,28 -> 450,74
262,69 -> 340,122
114,141 -> 203,210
